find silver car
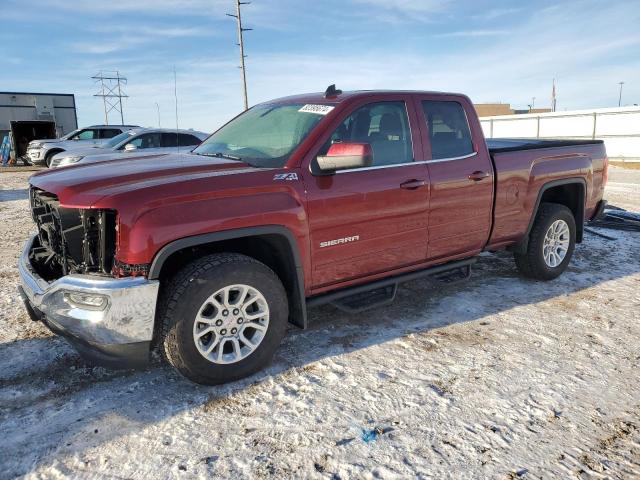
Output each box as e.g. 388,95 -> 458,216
27,125 -> 139,166
50,128 -> 209,168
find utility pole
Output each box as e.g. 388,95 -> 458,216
618,81 -> 625,107
155,102 -> 161,127
227,1 -> 252,110
92,70 -> 128,125
531,97 -> 536,110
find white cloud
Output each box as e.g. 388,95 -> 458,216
97,25 -> 217,38
353,0 -> 450,14
70,42 -> 132,55
436,29 -> 511,38
351,0 -> 452,23
29,0 -> 230,14
69,24 -> 217,55
473,7 -> 521,21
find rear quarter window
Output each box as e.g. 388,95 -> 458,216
178,134 -> 202,147
422,101 -> 474,160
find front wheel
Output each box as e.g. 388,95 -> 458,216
158,253 -> 289,385
514,203 -> 576,281
45,151 -> 57,168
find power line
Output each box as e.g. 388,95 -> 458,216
91,70 -> 128,125
227,1 -> 252,110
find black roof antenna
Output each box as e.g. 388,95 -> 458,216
324,84 -> 342,99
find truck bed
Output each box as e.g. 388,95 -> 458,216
487,138 -> 604,154
486,138 -> 608,250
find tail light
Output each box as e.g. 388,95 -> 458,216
603,155 -> 609,187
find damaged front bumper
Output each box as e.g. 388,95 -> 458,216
18,235 -> 159,368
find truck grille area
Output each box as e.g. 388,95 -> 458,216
29,187 -> 117,281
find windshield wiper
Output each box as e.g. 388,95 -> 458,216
194,151 -> 261,168
196,152 -> 242,161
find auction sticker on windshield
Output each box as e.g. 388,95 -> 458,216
299,104 -> 335,115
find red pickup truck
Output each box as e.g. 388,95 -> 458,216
19,87 -> 608,384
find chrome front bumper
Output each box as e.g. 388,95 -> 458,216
18,235 -> 160,367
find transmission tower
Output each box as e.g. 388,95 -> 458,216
92,70 -> 128,125
227,1 -> 252,110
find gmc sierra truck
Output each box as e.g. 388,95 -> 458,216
18,87 -> 608,385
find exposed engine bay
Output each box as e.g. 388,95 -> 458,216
29,188 -> 116,281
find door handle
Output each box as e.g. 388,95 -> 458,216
400,179 -> 427,190
468,171 -> 490,182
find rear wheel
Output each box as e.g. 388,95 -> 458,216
514,203 -> 576,280
158,253 -> 289,385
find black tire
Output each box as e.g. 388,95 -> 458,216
158,253 -> 289,385
514,203 -> 576,281
45,151 -> 58,168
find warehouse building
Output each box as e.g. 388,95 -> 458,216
474,103 -> 552,117
0,92 -> 78,163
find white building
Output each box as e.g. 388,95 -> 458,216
0,92 -> 78,162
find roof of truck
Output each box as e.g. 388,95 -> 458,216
265,90 -> 465,105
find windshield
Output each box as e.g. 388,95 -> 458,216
192,103 -> 333,167
60,129 -> 81,140
103,130 -> 135,149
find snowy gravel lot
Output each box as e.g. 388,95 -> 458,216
0,166 -> 639,479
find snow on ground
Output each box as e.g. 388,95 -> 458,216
0,168 -> 639,479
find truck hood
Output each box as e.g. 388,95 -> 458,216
29,152 -> 259,207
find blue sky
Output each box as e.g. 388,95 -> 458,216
2,0 -> 639,132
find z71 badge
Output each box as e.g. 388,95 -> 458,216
273,173 -> 299,181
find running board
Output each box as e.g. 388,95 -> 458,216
307,258 -> 476,312
430,263 -> 472,285
331,284 -> 398,314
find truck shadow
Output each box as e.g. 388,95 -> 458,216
0,227 -> 638,477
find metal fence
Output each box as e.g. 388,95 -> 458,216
480,106 -> 640,162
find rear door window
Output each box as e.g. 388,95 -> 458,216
99,128 -> 122,139
126,133 -> 162,149
422,101 -> 474,160
161,133 -> 178,147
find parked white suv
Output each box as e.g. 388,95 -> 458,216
50,128 -> 209,168
27,125 -> 139,166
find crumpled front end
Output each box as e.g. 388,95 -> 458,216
18,188 -> 159,368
